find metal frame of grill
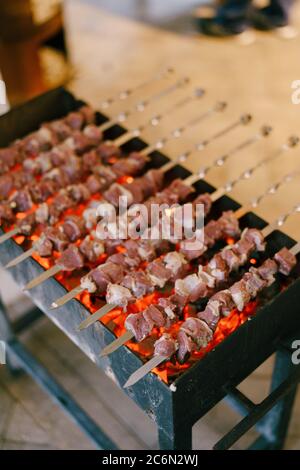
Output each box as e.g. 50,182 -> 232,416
0,87 -> 299,450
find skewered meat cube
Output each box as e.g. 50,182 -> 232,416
67,184 -> 91,203
0,175 -> 13,198
179,234 -> 206,261
79,235 -> 104,263
204,220 -> 223,246
112,153 -> 149,178
123,180 -> 145,204
10,189 -> 33,212
35,203 -> 49,224
48,147 -> 71,166
36,235 -> 53,257
177,330 -> 196,363
209,290 -> 235,317
104,183 -> 135,207
83,262 -> 124,293
256,259 -> 278,286
234,237 -> 255,263
158,297 -> 179,320
62,215 -> 87,242
193,192 -> 212,216
0,202 -> 14,223
12,171 -> 32,189
143,304 -> 168,329
82,203 -> 101,229
242,228 -> 265,252
164,251 -> 187,277
44,167 -> 69,187
16,213 -> 36,235
22,158 -> 41,175
82,150 -> 101,171
243,269 -> 267,297
83,125 -> 103,146
61,156 -> 84,184
221,246 -> 241,271
274,247 -> 297,275
177,318 -> 213,363
58,245 -> 84,271
229,279 -> 251,311
78,105 -> 96,125
86,175 -> 104,194
21,135 -> 40,158
197,300 -> 221,330
0,147 -> 19,168
64,111 -> 85,130
154,334 -> 177,357
43,227 -> 69,252
181,317 -> 213,348
52,191 -> 73,213
30,180 -> 57,203
97,143 -> 121,163
121,271 -> 154,298
142,169 -> 165,198
106,284 -> 134,310
175,273 -> 208,302
207,253 -> 229,282
197,265 -> 216,289
42,121 -> 72,142
125,313 -> 153,343
219,211 -> 241,238
147,259 -> 172,288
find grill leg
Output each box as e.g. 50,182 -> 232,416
0,296 -> 22,375
252,348 -> 298,450
157,422 -> 193,450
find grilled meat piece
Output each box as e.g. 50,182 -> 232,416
62,215 -> 87,242
58,245 -> 85,271
274,247 -> 297,275
154,334 -> 177,357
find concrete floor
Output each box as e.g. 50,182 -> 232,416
1,0 -> 300,450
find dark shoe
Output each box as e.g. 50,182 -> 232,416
196,16 -> 248,37
250,7 -> 288,31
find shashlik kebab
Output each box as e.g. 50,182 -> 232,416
96,163 -> 300,357
0,98 -> 228,242
0,106 -> 98,177
0,73 -> 189,184
124,208 -> 300,388
0,86 -> 205,216
23,122 -> 265,293
12,109 -> 244,287
76,131 -> 296,333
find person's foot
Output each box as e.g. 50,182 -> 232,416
194,4 -> 248,37
249,7 -> 289,31
195,16 -> 248,37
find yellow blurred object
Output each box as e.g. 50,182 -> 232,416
0,0 -> 70,105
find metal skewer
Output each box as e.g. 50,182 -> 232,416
100,67 -> 174,109
124,202 -> 300,388
112,88 -> 205,147
49,117 -> 257,309
70,128 -> 275,331
0,100 -> 227,249
98,76 -> 190,133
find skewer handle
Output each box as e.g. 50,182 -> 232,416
99,330 -> 134,357
124,355 -> 168,388
77,303 -> 118,331
0,227 -> 20,244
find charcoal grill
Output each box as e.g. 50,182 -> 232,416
0,87 -> 299,450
